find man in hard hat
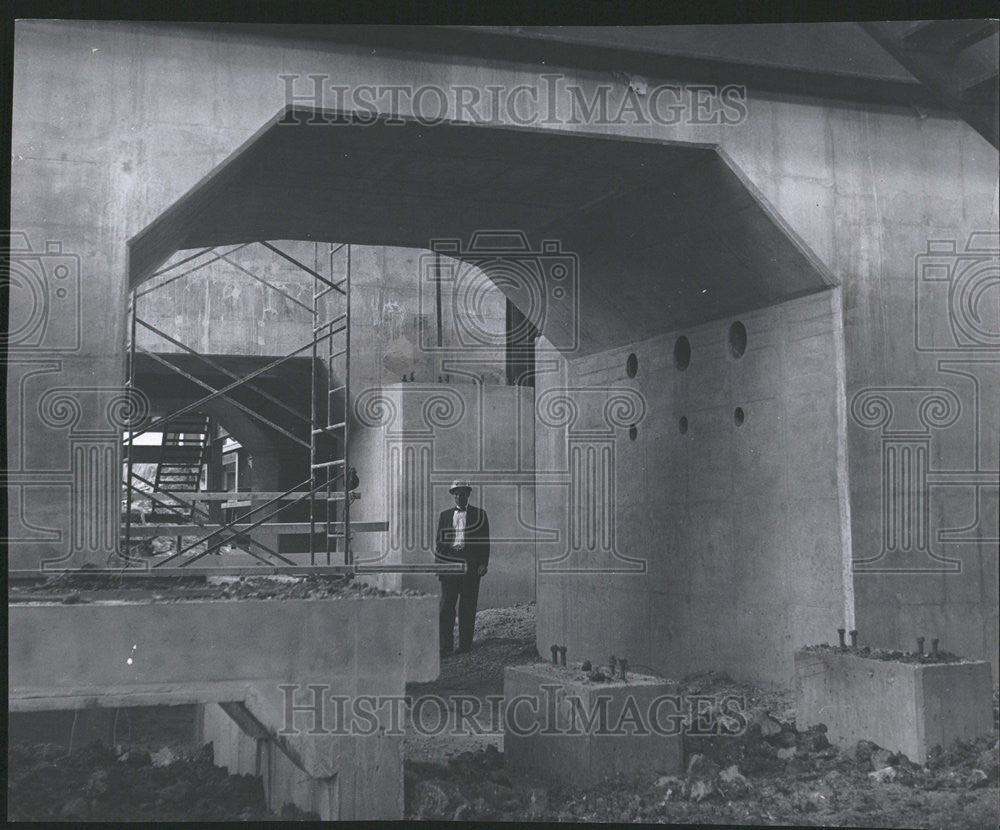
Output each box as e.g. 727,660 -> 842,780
435,480 -> 490,655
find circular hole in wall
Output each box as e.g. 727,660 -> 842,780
674,336 -> 691,371
628,424 -> 638,441
734,406 -> 745,426
728,321 -> 747,359
626,353 -> 638,378
679,416 -> 688,434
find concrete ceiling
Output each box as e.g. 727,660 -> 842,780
129,108 -> 835,356
465,24 -> 918,81
181,23 -> 935,109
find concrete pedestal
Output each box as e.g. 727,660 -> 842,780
794,648 -> 993,763
9,592 -> 438,819
503,663 -> 682,785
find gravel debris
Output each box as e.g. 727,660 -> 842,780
404,605 -> 1000,827
801,642 -> 971,664
9,573 -> 425,603
7,741 -> 318,821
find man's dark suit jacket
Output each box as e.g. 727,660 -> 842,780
435,505 -> 490,577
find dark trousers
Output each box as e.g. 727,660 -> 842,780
439,571 -> 481,651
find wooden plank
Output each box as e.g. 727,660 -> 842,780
141,491 -> 361,503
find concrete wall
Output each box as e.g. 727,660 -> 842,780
352,382 -> 536,608
535,290 -> 852,684
135,242 -> 506,390
9,20 -> 998,676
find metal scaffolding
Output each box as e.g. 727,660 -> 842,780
118,240 -> 461,577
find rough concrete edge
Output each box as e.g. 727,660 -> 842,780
713,144 -> 841,290
830,284 -> 857,633
794,648 -> 993,671
9,682 -> 255,712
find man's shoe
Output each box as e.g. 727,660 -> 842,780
455,644 -> 472,654
440,647 -> 454,657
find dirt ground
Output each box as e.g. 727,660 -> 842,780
405,603 -> 537,764
6,741 -> 320,821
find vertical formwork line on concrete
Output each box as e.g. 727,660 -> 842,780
123,288 -> 137,566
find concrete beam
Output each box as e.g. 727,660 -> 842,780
9,593 -> 439,711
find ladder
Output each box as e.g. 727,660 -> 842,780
149,413 -> 212,521
310,243 -> 353,566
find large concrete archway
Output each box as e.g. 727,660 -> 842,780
128,106 -> 836,356
125,105 -> 846,679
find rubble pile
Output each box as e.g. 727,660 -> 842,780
7,741 -> 319,821
8,572 -> 423,603
406,745 -> 522,821
403,606 -> 999,825
405,720 -> 999,826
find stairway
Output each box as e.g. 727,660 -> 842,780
861,20 -> 999,149
149,413 -> 212,522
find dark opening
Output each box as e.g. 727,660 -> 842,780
734,407 -> 745,426
679,416 -> 688,434
506,299 -> 539,386
626,353 -> 638,378
674,336 -> 691,370
628,424 -> 638,441
728,321 -> 747,359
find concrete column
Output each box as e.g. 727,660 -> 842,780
248,450 -> 280,492
206,426 -> 225,523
